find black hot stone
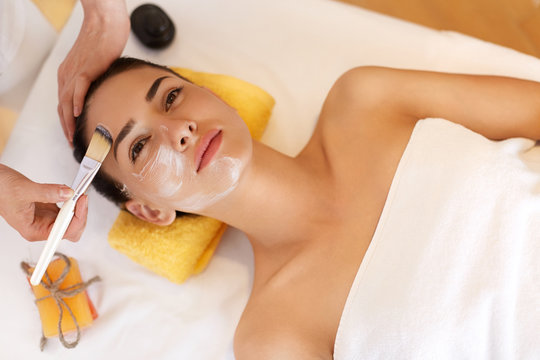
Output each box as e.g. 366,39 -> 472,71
130,4 -> 175,49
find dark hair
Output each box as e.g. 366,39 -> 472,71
73,57 -> 189,217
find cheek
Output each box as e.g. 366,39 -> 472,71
131,145 -> 191,199
171,156 -> 245,212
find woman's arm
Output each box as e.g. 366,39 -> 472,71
339,66 -> 540,140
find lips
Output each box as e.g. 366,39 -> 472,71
195,129 -> 222,172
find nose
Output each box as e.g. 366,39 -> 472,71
163,120 -> 197,152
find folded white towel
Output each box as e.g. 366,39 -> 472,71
334,118 -> 540,359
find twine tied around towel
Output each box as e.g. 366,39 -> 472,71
21,252 -> 101,351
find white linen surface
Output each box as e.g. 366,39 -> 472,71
1,0 -> 540,359
0,0 -> 56,96
334,118 -> 540,359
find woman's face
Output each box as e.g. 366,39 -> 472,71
85,66 -> 252,213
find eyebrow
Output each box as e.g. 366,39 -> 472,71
111,76 -> 170,160
146,76 -> 170,102
113,119 -> 135,160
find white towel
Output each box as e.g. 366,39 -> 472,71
334,118 -> 540,359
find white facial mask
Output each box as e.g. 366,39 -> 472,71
132,147 -> 242,212
173,156 -> 242,212
132,144 -> 186,198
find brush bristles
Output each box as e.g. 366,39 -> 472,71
85,125 -> 112,162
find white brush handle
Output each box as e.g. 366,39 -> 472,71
30,198 -> 76,286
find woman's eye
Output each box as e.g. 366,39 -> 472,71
131,137 -> 149,163
165,87 -> 183,111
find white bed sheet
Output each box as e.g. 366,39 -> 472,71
1,0 -> 540,358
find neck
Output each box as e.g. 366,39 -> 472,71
196,140 -> 333,248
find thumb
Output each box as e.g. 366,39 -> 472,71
26,182 -> 74,204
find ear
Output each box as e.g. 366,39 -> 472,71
125,199 -> 176,226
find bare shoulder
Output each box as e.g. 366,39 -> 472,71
310,67 -> 414,164
330,66 -> 393,93
315,66 -> 411,135
322,66 -> 402,113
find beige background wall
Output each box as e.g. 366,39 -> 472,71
337,0 -> 540,58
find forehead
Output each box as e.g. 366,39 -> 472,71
85,67 -> 176,135
94,66 -> 175,100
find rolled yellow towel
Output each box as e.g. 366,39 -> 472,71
108,68 -> 274,283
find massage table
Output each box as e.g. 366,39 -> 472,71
1,0 -> 540,358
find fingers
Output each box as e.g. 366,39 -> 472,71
73,77 -> 90,118
58,76 -> 89,145
58,64 -> 72,143
26,182 -> 73,204
60,95 -> 75,144
58,103 -> 70,142
64,106 -> 75,145
20,228 -> 47,242
21,195 -> 88,242
23,203 -> 61,242
58,74 -> 76,145
1,165 -> 89,243
64,195 -> 88,242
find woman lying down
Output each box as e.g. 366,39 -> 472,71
73,57 -> 540,359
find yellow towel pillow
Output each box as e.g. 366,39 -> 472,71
108,68 -> 274,283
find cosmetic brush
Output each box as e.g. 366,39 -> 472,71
30,125 -> 112,286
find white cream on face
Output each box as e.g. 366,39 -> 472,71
132,144 -> 186,198
172,156 -> 242,212
129,127 -> 243,213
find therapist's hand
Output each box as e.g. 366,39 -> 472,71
0,164 -> 88,242
57,0 -> 129,144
